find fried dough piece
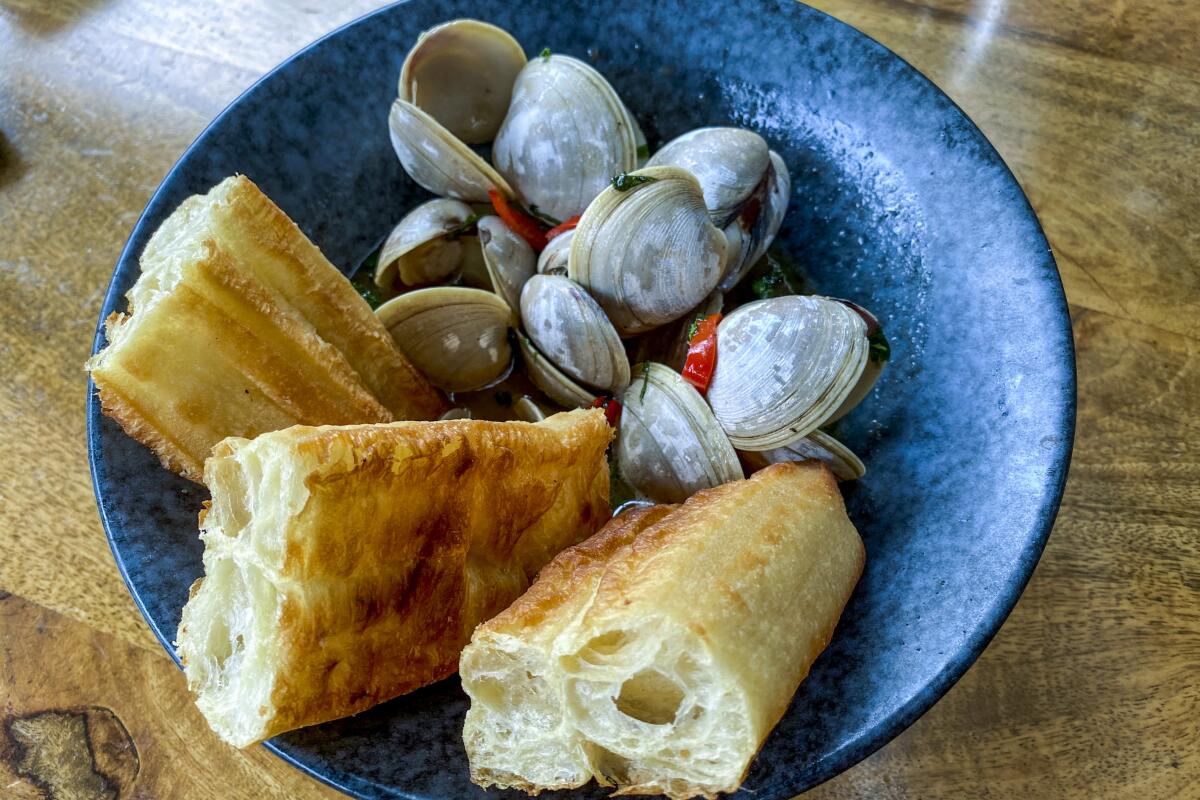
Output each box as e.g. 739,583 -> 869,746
175,409 -> 611,748
461,461 -> 864,799
87,175 -> 446,481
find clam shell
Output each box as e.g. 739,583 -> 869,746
536,229 -> 574,276
512,395 -> 547,422
376,198 -> 475,290
646,127 -> 770,227
389,99 -> 515,202
520,274 -> 630,394
718,150 -> 791,291
517,333 -> 595,409
477,215 -> 536,312
707,295 -> 868,449
493,54 -> 636,220
569,166 -> 727,336
617,363 -> 743,503
740,430 -> 866,481
376,287 -> 515,392
399,19 -> 526,145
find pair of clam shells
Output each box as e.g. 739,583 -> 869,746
389,18 -> 640,223
389,20 -> 522,202
616,295 -> 876,502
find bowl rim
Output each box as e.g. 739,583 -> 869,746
87,0 -> 1076,796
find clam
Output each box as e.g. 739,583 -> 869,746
718,151 -> 791,291
520,274 -> 630,394
389,99 -> 515,202
376,287 -> 515,393
568,166 -> 727,336
375,198 -> 476,290
632,289 -> 723,372
517,333 -> 595,409
439,407 -> 473,420
493,54 -> 637,221
536,228 -> 573,276
740,430 -> 866,481
707,296 -> 869,450
617,363 -> 743,503
398,19 -> 526,145
645,127 -> 770,227
477,215 -> 536,311
825,299 -> 889,423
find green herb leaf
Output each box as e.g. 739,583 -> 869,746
445,213 -> 481,240
638,367 -> 651,402
611,172 -> 657,192
636,143 -> 650,160
351,273 -> 383,309
686,316 -> 702,339
751,257 -> 797,300
493,390 -> 514,407
527,204 -> 562,226
539,47 -> 551,60
868,327 -> 891,364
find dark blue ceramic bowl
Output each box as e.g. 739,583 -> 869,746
87,1 -> 1075,797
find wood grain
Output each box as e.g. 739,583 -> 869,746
0,0 -> 1197,797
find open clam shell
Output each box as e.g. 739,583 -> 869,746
376,287 -> 515,393
617,363 -> 743,503
493,54 -> 637,221
389,99 -> 515,202
398,19 -> 526,145
707,295 -> 869,450
536,228 -> 573,276
646,127 -> 770,227
375,198 -> 475,290
569,166 -> 727,336
520,274 -> 630,395
740,430 -> 866,481
517,333 -> 595,409
719,150 -> 791,291
477,215 -> 536,312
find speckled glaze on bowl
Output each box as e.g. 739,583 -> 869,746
87,1 -> 1075,797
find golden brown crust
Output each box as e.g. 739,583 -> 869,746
481,504 -> 676,636
461,461 -> 864,800
181,410 -> 612,744
210,176 -> 445,420
88,176 -> 446,481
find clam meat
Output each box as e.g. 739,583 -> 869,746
376,287 -> 515,392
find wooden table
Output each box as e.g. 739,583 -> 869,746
1,1 -> 1196,797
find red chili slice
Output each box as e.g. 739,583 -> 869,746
681,312 -> 723,396
488,189 -> 547,251
591,395 -> 623,427
545,215 -> 581,240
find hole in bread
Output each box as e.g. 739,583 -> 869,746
470,675 -> 509,711
614,669 -> 685,725
577,630 -> 630,663
586,743 -> 632,784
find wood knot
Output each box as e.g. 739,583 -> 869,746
3,706 -> 139,799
